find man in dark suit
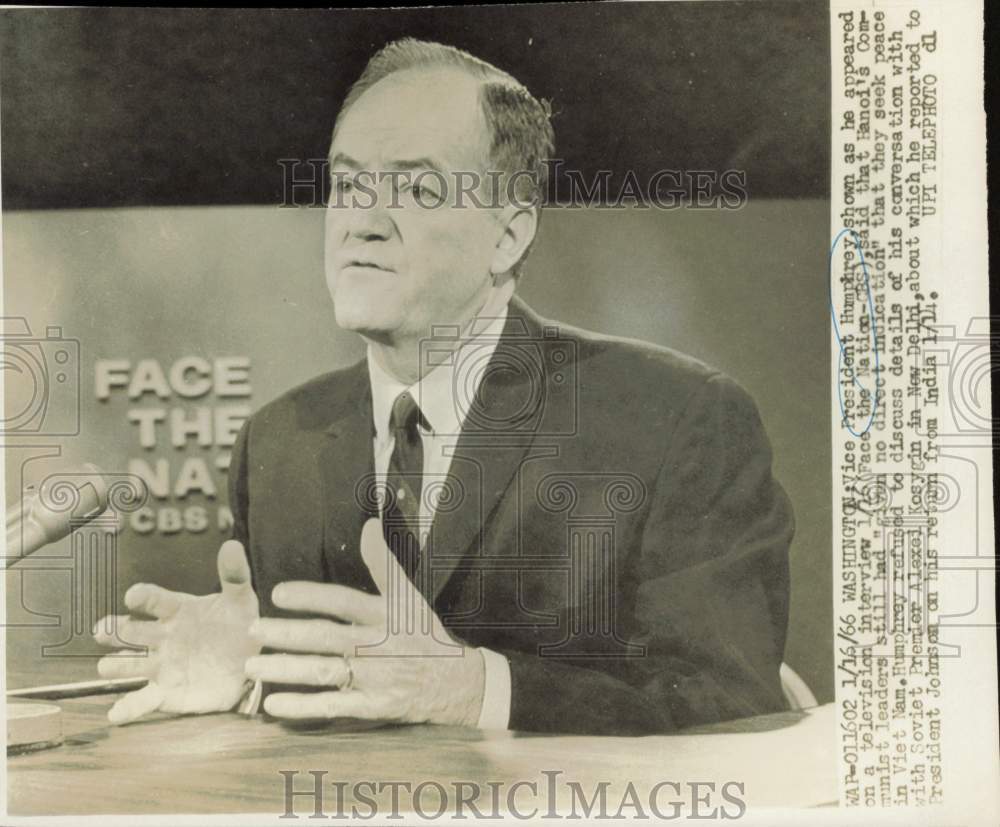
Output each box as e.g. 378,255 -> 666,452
94,38 -> 793,736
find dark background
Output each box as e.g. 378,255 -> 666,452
1,3 -> 829,208
2,3 -> 834,702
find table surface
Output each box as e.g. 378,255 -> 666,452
4,694 -> 839,817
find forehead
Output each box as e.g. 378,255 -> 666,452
331,67 -> 489,170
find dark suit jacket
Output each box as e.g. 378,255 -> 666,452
228,296 -> 794,735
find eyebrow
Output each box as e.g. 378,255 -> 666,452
328,152 -> 447,174
328,152 -> 362,170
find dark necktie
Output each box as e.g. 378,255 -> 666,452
382,391 -> 426,580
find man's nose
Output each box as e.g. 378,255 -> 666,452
345,196 -> 394,241
347,178 -> 393,241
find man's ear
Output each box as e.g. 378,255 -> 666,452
490,205 -> 538,277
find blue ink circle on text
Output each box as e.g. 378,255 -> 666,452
829,228 -> 881,437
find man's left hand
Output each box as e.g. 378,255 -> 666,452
244,518 -> 485,726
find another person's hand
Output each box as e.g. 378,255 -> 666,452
245,518 -> 485,726
93,539 -> 261,724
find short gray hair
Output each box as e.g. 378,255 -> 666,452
334,38 -> 555,210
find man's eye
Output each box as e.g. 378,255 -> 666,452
332,177 -> 353,193
408,184 -> 440,202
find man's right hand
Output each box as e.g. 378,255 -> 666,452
93,539 -> 261,725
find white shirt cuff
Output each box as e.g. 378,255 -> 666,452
236,679 -> 263,715
476,647 -> 512,730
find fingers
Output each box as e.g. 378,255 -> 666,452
93,615 -> 164,649
107,681 -> 165,725
360,518 -> 429,608
360,518 -> 394,597
264,690 -> 381,721
124,583 -> 190,619
359,518 -> 448,641
245,654 -> 351,687
271,581 -> 384,626
218,539 -> 253,597
97,649 -> 159,679
249,617 -> 367,656
360,518 -> 430,614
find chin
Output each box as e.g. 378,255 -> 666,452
334,304 -> 397,335
333,289 -> 403,336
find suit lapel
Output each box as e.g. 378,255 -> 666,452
420,297 -> 552,603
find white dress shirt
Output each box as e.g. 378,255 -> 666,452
365,305 -> 512,730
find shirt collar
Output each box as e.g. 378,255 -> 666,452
367,303 -> 509,440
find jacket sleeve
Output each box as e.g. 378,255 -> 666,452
502,373 -> 794,735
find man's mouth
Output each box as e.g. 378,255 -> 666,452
343,260 -> 394,273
